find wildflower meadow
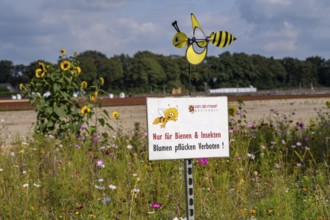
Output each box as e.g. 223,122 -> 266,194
0,51 -> 330,219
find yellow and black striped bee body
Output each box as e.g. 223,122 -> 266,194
153,116 -> 168,128
209,31 -> 236,48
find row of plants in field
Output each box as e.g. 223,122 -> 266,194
0,50 -> 329,219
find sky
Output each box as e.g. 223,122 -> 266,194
1,0 -> 330,65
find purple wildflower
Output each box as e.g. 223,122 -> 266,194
247,122 -> 256,129
93,135 -> 102,142
151,202 -> 162,209
80,125 -> 87,130
296,122 -> 304,128
198,158 -> 208,165
96,160 -> 105,168
78,136 -> 85,141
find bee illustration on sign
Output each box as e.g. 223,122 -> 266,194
172,13 -> 236,65
153,106 -> 179,128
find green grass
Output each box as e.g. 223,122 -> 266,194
0,104 -> 329,220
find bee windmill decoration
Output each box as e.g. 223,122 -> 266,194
172,13 -> 236,65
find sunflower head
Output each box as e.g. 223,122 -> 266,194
326,100 -> 330,109
90,91 -> 98,102
38,62 -> 46,72
80,106 -> 91,115
60,49 -> 66,56
228,105 -> 237,117
81,81 -> 88,89
35,68 -> 46,78
112,111 -> 119,120
60,60 -> 71,71
76,66 -> 81,74
19,83 -> 24,91
71,66 -> 81,76
99,77 -> 104,86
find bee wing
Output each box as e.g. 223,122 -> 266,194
209,31 -> 236,48
186,44 -> 207,65
158,108 -> 165,117
191,13 -> 208,48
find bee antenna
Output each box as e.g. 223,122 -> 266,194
172,21 -> 181,32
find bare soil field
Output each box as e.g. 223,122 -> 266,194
0,97 -> 329,147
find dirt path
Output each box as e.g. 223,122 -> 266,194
1,97 -> 329,147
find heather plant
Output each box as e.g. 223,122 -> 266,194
20,50 -> 112,139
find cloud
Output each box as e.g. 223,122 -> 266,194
1,0 -> 330,64
235,0 -> 330,58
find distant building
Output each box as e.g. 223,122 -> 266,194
171,87 -> 182,95
208,85 -> 257,94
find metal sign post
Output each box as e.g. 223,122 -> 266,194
184,159 -> 194,219
185,64 -> 194,220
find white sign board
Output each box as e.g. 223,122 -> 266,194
147,97 -> 229,160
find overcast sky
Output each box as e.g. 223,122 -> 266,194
1,0 -> 330,65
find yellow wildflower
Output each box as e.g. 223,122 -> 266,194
80,106 -> 91,115
60,60 -> 71,71
60,49 -> 66,55
81,81 -> 88,89
112,111 -> 119,120
88,214 -> 96,218
249,209 -> 256,214
99,77 -> 104,86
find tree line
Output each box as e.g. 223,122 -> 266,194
1,51 -> 330,95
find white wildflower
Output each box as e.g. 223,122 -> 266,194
95,185 -> 105,190
109,184 -> 117,190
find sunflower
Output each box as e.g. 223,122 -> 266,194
71,66 -> 81,76
80,106 -> 91,115
99,77 -> 104,86
60,49 -> 66,55
60,60 -> 71,71
75,66 -> 81,74
228,105 -> 237,117
38,62 -> 46,72
90,91 -> 98,102
112,111 -> 119,120
35,68 -> 45,78
80,81 -> 88,89
326,100 -> 330,109
19,83 -> 24,90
